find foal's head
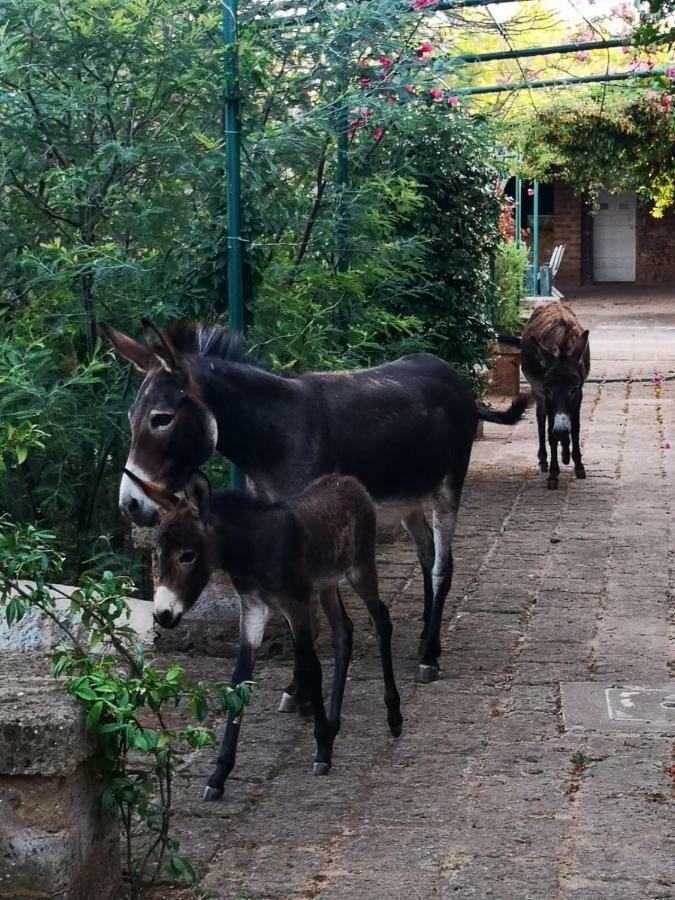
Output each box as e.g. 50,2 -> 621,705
101,321 -> 222,525
125,469 -> 214,629
533,330 -> 590,436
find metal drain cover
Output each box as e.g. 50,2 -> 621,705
561,683 -> 675,734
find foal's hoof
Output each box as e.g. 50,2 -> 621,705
539,461 -> 549,473
547,478 -> 559,490
278,691 -> 297,713
203,785 -> 223,802
419,664 -> 439,684
313,762 -> 330,776
575,467 -> 587,480
389,718 -> 403,738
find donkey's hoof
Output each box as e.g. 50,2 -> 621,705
575,467 -> 586,480
313,762 -> 330,776
389,718 -> 403,738
278,691 -> 297,713
203,785 -> 223,802
539,461 -> 549,473
419,664 -> 439,684
547,478 -> 559,490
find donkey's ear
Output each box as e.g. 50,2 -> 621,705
141,319 -> 181,375
184,470 -> 212,520
530,337 -> 559,372
99,323 -> 154,373
123,468 -> 179,511
571,329 -> 590,362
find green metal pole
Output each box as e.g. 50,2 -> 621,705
449,36 -> 660,65
453,66 -> 675,96
532,179 -> 539,296
514,172 -> 522,249
224,0 -> 245,489
336,106 -> 349,273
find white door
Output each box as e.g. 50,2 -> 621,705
593,189 -> 637,282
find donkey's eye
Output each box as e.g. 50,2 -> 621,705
179,550 -> 196,565
150,411 -> 175,430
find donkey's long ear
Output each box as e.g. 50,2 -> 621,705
123,468 -> 179,511
99,323 -> 154,373
184,470 -> 212,521
570,329 -> 590,362
141,319 -> 181,375
530,336 -> 559,372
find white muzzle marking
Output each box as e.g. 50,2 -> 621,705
119,460 -> 161,523
154,586 -> 183,621
553,413 -> 571,434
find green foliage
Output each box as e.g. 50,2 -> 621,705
0,509 -> 251,894
1,0 -> 503,575
493,242 -> 528,337
520,95 -> 675,217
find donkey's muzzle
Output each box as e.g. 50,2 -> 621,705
552,413 -> 571,435
154,609 -> 182,629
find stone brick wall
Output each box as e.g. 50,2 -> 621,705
0,656 -> 120,900
636,207 -> 675,283
552,183 -> 583,288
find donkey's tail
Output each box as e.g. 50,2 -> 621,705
476,392 -> 533,425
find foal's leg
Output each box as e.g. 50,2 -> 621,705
320,586 -> 354,734
536,400 -> 548,473
279,602 -> 321,716
547,419 -> 561,489
286,598 -> 335,776
347,564 -> 402,737
204,596 -> 269,801
419,458 -> 469,683
402,508 -> 434,652
572,398 -> 586,479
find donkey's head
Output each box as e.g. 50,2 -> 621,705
101,321 -> 219,525
532,330 -> 590,436
125,469 -> 214,629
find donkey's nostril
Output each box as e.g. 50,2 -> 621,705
154,609 -> 175,628
127,497 -> 140,514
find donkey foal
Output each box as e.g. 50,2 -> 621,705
126,469 -> 402,801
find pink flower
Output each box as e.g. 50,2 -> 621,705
661,441 -> 671,449
447,95 -> 460,106
576,50 -> 590,62
379,56 -> 393,68
360,107 -> 372,117
412,0 -> 438,9
527,188 -> 534,196
418,41 -> 434,54
373,126 -> 384,141
667,67 -> 675,79
359,77 -> 369,88
429,87 -> 443,101
652,373 -> 666,384
386,95 -> 396,105
621,46 -> 631,55
661,94 -> 673,109
404,83 -> 415,94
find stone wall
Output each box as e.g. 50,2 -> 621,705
0,655 -> 120,899
552,183 -> 583,289
636,207 -> 675,283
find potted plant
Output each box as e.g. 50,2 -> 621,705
489,239 -> 529,397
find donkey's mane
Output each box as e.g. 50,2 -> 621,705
164,322 -> 269,370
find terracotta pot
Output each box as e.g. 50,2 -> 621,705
489,340 -> 521,397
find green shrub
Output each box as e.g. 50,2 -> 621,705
493,242 -> 528,337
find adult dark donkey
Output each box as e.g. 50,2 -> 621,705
102,320 -> 531,683
125,468 -> 402,800
521,302 -> 590,489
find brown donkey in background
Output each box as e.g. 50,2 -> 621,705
521,302 -> 590,489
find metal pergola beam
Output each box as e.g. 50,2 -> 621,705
451,37 -> 645,64
454,67 -> 673,96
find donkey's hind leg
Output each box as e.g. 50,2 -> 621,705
402,508 -> 434,653
348,564 -> 402,737
419,467 -> 467,684
279,603 -> 321,716
537,400 -> 548,473
320,586 -> 354,735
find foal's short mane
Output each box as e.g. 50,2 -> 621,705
164,322 -> 269,370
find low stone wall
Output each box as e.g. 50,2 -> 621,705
0,655 -> 120,899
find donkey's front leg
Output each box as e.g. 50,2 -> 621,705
320,587 -> 354,734
571,401 -> 586,479
286,599 -> 335,776
204,596 -> 269,801
547,423 -> 561,489
536,400 -> 548,472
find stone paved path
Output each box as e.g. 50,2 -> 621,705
161,289 -> 675,900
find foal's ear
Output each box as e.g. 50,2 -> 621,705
99,323 -> 154,373
571,329 -> 590,362
184,470 -> 212,521
530,337 -> 559,372
141,319 -> 182,375
123,468 -> 179,511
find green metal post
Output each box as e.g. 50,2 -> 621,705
223,0 -> 245,489
532,179 -> 539,296
514,172 -> 522,248
336,105 -> 349,273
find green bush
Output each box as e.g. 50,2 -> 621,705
493,242 -> 528,337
